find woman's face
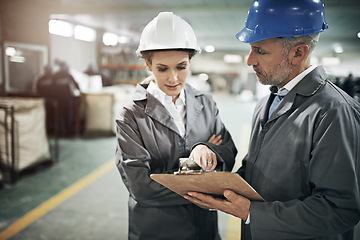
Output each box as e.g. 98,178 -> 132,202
146,51 -> 190,102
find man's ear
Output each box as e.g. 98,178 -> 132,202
289,44 -> 309,66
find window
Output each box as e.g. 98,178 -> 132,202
48,20 -> 73,37
74,25 -> 96,42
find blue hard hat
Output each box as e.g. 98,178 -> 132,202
236,0 -> 329,43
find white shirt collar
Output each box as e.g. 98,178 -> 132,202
147,81 -> 186,136
147,81 -> 186,106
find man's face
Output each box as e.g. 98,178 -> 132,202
247,38 -> 293,88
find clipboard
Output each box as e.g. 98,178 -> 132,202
150,171 -> 264,201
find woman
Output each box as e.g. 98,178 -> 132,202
115,12 -> 237,240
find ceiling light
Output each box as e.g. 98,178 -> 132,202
357,32 -> 360,39
74,25 -> 96,42
199,73 -> 209,81
10,56 -> 26,63
223,54 -> 242,63
5,47 -> 16,56
48,20 -> 73,37
204,45 -> 215,53
333,44 -> 343,54
103,32 -> 118,46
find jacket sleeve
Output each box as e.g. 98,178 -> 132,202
249,104 -> 360,239
115,109 -> 189,207
197,127 -> 237,172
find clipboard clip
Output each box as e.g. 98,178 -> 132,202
174,158 -> 205,175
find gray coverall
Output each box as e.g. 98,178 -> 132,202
116,83 -> 237,240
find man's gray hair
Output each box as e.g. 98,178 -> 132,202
280,33 -> 320,59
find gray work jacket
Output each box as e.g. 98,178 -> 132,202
116,83 -> 237,240
239,66 -> 360,240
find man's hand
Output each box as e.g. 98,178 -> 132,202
184,190 -> 251,221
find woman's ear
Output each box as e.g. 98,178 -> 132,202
145,59 -> 152,72
289,44 -> 309,66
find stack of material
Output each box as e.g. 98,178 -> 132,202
83,85 -> 135,135
0,97 -> 51,184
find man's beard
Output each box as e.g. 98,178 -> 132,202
254,57 -> 292,86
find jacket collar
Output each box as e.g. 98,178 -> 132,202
292,65 -> 326,97
183,84 -> 204,135
265,66 -> 327,122
132,83 -> 204,136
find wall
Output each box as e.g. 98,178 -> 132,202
322,52 -> 360,77
192,54 -> 243,74
0,0 -> 100,94
0,0 -> 53,46
50,34 -> 97,73
0,0 -> 55,93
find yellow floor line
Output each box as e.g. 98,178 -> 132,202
226,215 -> 242,240
226,124 -> 251,240
231,125 -> 251,173
0,158 -> 115,240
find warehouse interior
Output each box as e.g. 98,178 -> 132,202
0,0 -> 360,239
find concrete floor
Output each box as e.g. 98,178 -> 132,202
0,92 -> 359,239
0,92 -> 254,240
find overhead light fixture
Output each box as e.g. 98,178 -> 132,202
48,19 -> 73,37
223,54 -> 242,63
333,44 -> 343,54
74,25 -> 96,42
5,47 -> 16,56
199,73 -> 209,81
10,56 -> 26,63
6,47 -> 26,63
204,45 -> 215,53
103,32 -> 118,46
357,32 -> 360,39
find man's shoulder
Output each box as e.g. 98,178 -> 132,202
318,80 -> 360,110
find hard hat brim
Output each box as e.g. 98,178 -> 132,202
236,26 -> 328,44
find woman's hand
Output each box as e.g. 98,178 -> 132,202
207,134 -> 222,146
189,145 -> 217,171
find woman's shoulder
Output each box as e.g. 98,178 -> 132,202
117,85 -> 147,115
185,83 -> 213,99
184,84 -> 218,112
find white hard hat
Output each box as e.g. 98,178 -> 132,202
136,12 -> 201,57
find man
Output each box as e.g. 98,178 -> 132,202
342,73 -> 356,97
185,0 -> 360,239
